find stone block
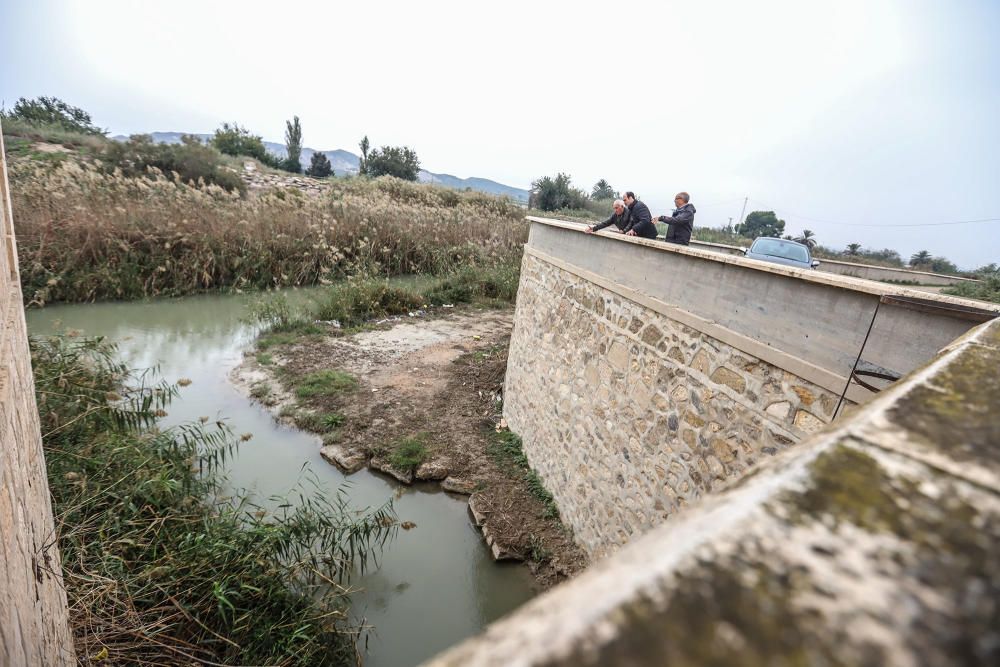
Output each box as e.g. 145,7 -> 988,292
690,348 -> 712,375
765,400 -> 792,419
793,409 -> 825,433
710,366 -> 747,394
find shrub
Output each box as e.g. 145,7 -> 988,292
33,335 -> 395,665
101,133 -> 246,193
211,122 -> 283,168
312,280 -> 426,327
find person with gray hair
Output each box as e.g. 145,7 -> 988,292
656,192 -> 696,245
584,198 -> 630,234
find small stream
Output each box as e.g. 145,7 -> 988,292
26,289 -> 535,667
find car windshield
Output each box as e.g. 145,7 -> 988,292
751,239 -> 809,263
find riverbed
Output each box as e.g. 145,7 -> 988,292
26,289 -> 536,667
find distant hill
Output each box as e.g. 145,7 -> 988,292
111,132 -> 530,203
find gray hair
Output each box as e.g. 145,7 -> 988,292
613,198 -> 625,209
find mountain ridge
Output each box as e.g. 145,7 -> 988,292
111,132 -> 529,202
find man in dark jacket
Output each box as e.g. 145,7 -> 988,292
657,192 -> 696,245
622,192 -> 657,239
585,198 -> 630,234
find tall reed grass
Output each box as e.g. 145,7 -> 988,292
8,155 -> 528,305
34,335 -> 397,665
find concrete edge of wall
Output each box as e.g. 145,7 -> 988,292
421,314 -> 1000,667
524,245 -> 872,405
527,217 -> 993,309
689,239 -> 980,284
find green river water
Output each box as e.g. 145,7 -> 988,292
26,289 -> 535,667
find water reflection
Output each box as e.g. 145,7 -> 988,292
25,289 -> 535,667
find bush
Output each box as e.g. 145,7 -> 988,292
312,280 -> 426,327
211,122 -> 283,168
942,274 -> 1000,304
100,133 -> 246,194
33,334 -> 396,665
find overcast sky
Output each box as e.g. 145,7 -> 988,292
2,0 -> 998,268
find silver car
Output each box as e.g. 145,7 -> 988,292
743,237 -> 821,270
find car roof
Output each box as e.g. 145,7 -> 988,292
751,237 -> 810,249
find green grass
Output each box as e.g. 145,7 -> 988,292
942,274 -> 1000,304
32,334 -> 395,665
256,352 -> 274,365
257,322 -> 324,350
388,433 -> 431,473
249,381 -> 272,401
294,410 -> 346,433
488,430 -> 559,519
295,370 -> 358,399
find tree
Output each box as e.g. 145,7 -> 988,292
358,136 -> 370,175
283,116 -> 302,173
530,173 -> 589,211
2,96 -> 105,135
305,151 -> 333,178
591,179 -> 617,200
736,210 -> 785,238
211,122 -> 282,168
846,243 -> 862,255
365,145 -> 420,180
910,250 -> 932,266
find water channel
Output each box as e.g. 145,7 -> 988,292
26,290 -> 536,667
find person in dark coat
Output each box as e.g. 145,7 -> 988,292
584,199 -> 630,234
621,192 -> 657,239
656,192 -> 696,245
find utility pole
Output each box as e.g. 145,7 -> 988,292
738,197 -> 748,228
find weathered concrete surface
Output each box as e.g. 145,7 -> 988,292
423,316 -> 1000,667
689,238 -> 980,286
0,130 -> 75,663
505,218 -> 996,558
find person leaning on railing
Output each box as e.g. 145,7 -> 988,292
584,198 -> 630,234
656,192 -> 696,245
621,191 -> 658,239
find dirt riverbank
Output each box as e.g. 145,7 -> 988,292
231,307 -> 586,588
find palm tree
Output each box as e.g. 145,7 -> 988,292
591,179 -> 616,200
795,229 -> 817,248
846,243 -> 862,255
910,250 -> 932,266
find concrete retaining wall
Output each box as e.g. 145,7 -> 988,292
505,218 -> 996,559
0,131 -> 75,664
689,238 -> 978,286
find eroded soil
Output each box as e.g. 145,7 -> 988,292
232,308 -> 587,588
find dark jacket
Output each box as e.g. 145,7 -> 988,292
623,199 -> 657,238
592,208 -> 630,233
658,203 -> 696,245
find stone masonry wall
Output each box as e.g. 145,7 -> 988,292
505,252 -> 842,559
426,316 -> 1000,667
0,131 -> 75,664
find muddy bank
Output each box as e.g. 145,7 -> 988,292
231,308 -> 587,588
